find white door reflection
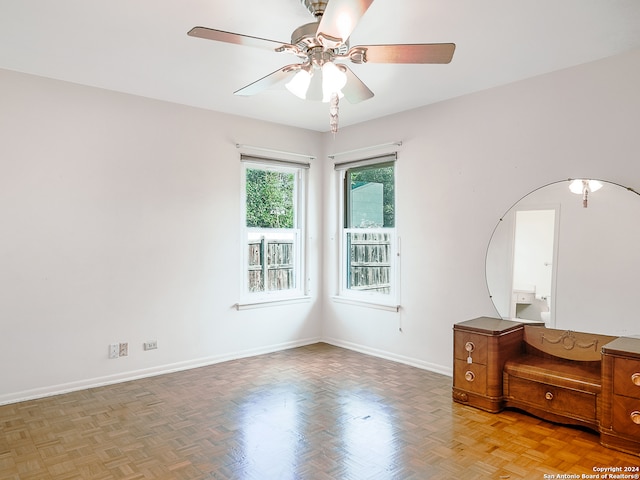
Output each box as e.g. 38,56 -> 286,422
510,208 -> 557,325
237,386 -> 401,477
340,391 -> 398,477
239,388 -> 301,478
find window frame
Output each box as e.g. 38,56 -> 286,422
335,154 -> 399,309
240,155 -> 309,306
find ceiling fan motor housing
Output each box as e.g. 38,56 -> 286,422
301,0 -> 328,17
291,22 -> 349,57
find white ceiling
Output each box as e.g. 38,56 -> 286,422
2,0 -> 640,132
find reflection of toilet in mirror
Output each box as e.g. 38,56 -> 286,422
540,295 -> 551,325
511,287 -> 549,323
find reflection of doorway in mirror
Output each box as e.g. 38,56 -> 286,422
510,209 -> 558,326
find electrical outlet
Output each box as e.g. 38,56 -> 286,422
109,343 -> 119,359
119,342 -> 128,357
144,340 -> 158,351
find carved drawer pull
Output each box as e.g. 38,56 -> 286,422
631,411 -> 640,425
632,373 -> 640,386
464,371 -> 475,382
465,342 -> 475,353
545,392 -> 554,401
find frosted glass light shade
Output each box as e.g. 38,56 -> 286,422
285,69 -> 312,99
321,62 -> 347,102
589,180 -> 603,192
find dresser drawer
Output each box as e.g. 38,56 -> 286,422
614,357 -> 640,399
454,359 -> 487,395
454,332 -> 488,364
506,376 -> 597,421
612,394 -> 640,437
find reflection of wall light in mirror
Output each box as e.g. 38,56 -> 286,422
569,179 -> 603,208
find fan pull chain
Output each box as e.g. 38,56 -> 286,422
329,92 -> 339,134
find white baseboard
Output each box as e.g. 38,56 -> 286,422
1,336 -> 450,406
0,336 -> 322,406
322,336 -> 453,377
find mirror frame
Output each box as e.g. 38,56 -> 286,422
485,178 -> 640,335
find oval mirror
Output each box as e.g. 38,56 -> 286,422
485,179 -> 640,336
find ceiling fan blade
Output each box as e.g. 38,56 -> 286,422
348,43 -> 456,64
316,0 -> 374,47
234,65 -> 302,96
188,26 -> 286,51
340,66 -> 374,104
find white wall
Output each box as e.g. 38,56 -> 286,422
321,48 -> 640,375
0,69 -> 324,404
2,47 -> 639,404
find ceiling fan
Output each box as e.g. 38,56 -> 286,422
188,0 -> 455,132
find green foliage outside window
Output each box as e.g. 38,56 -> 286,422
246,168 -> 295,228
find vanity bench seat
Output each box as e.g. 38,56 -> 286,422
504,354 -> 601,395
453,318 -> 640,457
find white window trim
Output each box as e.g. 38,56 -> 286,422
330,295 -> 400,312
240,157 -> 309,307
235,295 -> 312,311
334,155 -> 400,309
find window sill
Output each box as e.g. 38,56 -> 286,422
331,295 -> 400,312
235,296 -> 311,311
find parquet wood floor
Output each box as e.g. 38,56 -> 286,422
1,343 -> 638,479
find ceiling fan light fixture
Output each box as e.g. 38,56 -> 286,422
569,179 -> 603,194
188,0 -> 455,133
569,179 -> 603,208
321,61 -> 347,102
285,69 -> 312,99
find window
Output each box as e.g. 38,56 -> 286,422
337,154 -> 398,306
241,155 -> 308,302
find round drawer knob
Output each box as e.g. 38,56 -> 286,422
453,391 -> 469,403
631,411 -> 640,425
545,392 -> 554,401
631,373 -> 640,386
464,371 -> 475,382
465,342 -> 475,353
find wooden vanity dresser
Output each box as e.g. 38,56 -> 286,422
453,317 -> 640,456
452,317 -> 525,413
601,337 -> 640,454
